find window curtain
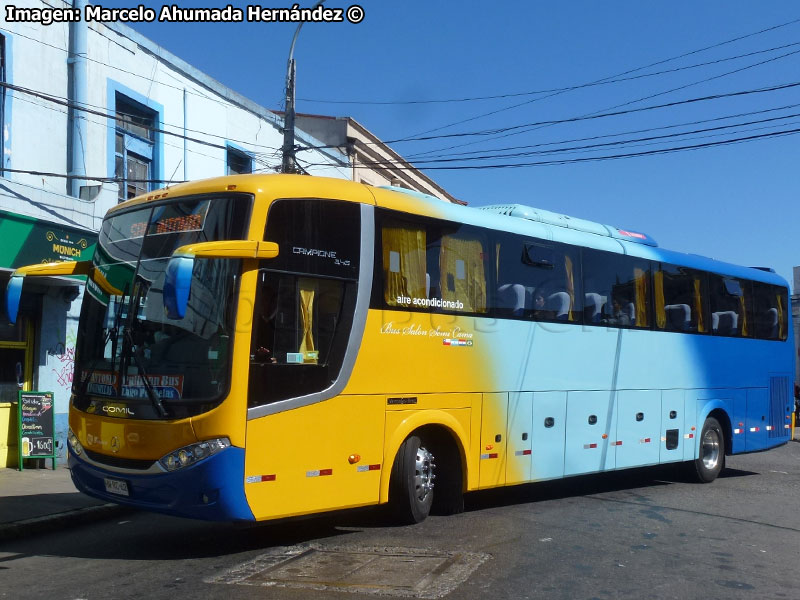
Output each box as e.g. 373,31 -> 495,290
739,293 -> 749,337
777,293 -> 785,340
565,255 -> 576,321
633,267 -> 648,327
298,279 -> 317,363
654,269 -> 666,329
382,225 -> 427,305
440,236 -> 487,313
693,277 -> 705,333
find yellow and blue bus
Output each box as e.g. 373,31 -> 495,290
5,174 -> 793,523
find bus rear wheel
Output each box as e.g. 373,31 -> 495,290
689,416 -> 725,483
390,435 -> 435,524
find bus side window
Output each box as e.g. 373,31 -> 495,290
709,275 -> 752,337
493,234 -> 581,322
382,221 -> 427,307
582,249 -> 650,328
752,282 -> 788,340
439,230 -> 488,314
655,265 -> 708,333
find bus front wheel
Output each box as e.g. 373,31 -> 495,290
689,416 -> 725,483
390,435 -> 435,524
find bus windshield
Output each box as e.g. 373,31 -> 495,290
72,194 -> 252,420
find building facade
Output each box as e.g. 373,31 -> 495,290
289,113 -> 463,204
0,2 -> 453,467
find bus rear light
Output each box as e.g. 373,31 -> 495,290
159,438 -> 231,472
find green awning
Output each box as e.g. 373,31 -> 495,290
0,210 -> 98,270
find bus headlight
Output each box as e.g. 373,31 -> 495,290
158,438 -> 231,472
68,429 -> 84,456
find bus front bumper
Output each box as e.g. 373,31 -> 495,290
68,446 -> 255,522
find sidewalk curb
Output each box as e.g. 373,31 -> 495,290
0,503 -> 132,543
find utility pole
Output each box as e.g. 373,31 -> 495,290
281,0 -> 325,174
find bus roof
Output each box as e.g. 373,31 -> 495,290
111,174 -> 787,288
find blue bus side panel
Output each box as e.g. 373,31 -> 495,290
616,390 -> 660,469
565,391 -> 616,476
746,388 -> 769,452
531,391 -> 566,481
683,394 -> 700,462
693,391 -> 745,455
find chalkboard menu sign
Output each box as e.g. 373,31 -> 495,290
17,391 -> 56,470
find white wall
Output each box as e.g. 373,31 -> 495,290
1,0 -> 349,229
35,287 -> 82,460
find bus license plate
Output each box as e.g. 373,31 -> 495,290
104,477 -> 129,497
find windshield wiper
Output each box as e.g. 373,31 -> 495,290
124,327 -> 168,418
119,277 -> 168,418
78,281 -> 129,400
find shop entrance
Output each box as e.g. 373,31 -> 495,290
0,318 -> 33,467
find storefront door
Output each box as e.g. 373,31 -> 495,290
0,319 -> 33,467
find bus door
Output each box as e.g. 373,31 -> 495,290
244,198 -> 376,519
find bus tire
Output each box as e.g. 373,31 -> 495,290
390,434 -> 435,524
689,416 -> 725,483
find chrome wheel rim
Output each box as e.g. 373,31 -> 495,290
701,428 -> 721,470
414,446 -> 435,502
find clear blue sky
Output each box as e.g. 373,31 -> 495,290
115,1 -> 799,288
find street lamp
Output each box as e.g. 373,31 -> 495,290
281,0 -> 325,174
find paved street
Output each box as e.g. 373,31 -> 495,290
2,440 -> 799,600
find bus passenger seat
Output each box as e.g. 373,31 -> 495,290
712,310 -> 738,335
624,302 -> 636,325
548,291 -> 571,320
767,307 -> 779,338
665,304 -> 691,330
584,293 -> 604,323
497,284 -> 525,316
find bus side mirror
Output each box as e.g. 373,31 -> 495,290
163,256 -> 193,319
163,240 -> 279,319
4,275 -> 23,325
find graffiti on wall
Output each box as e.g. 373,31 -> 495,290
47,329 -> 77,390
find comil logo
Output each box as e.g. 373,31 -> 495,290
102,405 -> 135,416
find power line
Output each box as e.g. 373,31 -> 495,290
409,47 -> 800,157
304,127 -> 800,171
395,16 -> 800,142
300,40 -> 800,106
12,92 -> 237,167
0,80 -> 286,156
331,80 -> 800,146
404,102 -> 800,161
390,112 -> 800,165
0,166 -> 184,185
4,26 -> 232,109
